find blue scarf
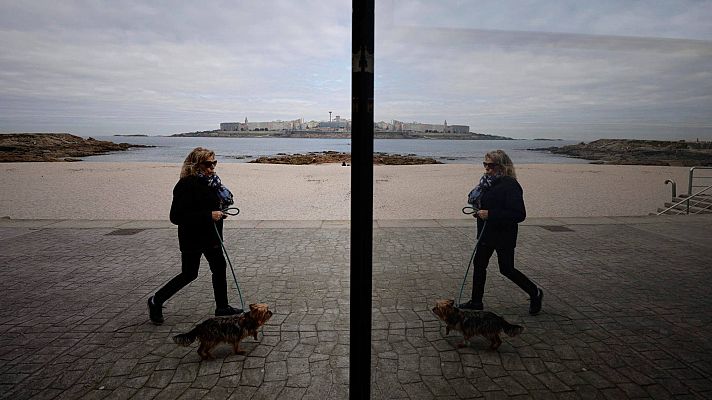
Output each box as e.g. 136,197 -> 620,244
197,172 -> 234,211
467,174 -> 501,209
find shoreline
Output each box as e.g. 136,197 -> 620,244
0,162 -> 690,220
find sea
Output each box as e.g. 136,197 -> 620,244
83,136 -> 587,164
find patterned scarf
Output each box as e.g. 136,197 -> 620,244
467,174 -> 501,209
197,172 -> 234,211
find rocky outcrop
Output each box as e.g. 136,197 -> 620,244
532,139 -> 712,166
0,133 -> 150,162
249,151 -> 442,165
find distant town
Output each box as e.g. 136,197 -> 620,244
172,116 -> 513,140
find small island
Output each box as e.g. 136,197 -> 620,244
173,129 -> 512,140
533,138 -> 712,166
249,151 -> 442,165
0,133 -> 150,162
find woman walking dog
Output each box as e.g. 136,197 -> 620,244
459,149 -> 543,315
148,147 -> 242,324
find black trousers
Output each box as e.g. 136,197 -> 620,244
471,244 -> 537,303
154,246 -> 229,308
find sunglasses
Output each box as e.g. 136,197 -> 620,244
201,160 -> 218,168
483,162 -> 499,169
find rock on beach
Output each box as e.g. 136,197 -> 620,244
249,151 -> 442,165
534,138 -> 712,166
0,133 -> 149,162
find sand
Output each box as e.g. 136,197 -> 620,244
0,162 -> 691,220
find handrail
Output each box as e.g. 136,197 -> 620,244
657,184 -> 712,215
688,166 -> 712,196
665,179 -> 676,200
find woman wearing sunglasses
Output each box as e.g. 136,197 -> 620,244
147,147 -> 241,324
460,149 -> 544,315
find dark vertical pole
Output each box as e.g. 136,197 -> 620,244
351,0 -> 374,399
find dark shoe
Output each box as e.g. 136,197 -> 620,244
457,300 -> 483,310
529,288 -> 544,315
215,305 -> 244,316
147,296 -> 164,325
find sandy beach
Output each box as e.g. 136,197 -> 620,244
0,162 -> 691,220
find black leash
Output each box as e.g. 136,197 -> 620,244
457,206 -> 487,305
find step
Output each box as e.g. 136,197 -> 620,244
656,193 -> 712,215
669,198 -> 712,208
659,204 -> 712,215
670,197 -> 712,207
678,193 -> 712,202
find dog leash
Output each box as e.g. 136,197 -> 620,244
213,207 -> 245,311
457,206 -> 487,305
222,207 -> 240,216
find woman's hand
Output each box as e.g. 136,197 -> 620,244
477,209 -> 489,220
212,211 -> 226,221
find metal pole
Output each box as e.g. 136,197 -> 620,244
351,0 -> 374,398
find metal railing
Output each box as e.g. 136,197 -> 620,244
665,179 -> 677,200
688,166 -> 712,196
657,184 -> 712,215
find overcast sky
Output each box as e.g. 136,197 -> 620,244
1,1 -> 711,140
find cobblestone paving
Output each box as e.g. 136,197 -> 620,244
0,216 -> 711,399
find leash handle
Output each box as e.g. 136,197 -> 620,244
462,205 -> 478,215
223,207 -> 240,216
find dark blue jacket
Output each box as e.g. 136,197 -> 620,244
476,176 -> 526,249
169,175 -> 223,252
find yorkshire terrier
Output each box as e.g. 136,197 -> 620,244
173,303 -> 273,360
431,299 -> 523,350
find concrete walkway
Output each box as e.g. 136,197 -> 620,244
0,215 -> 711,399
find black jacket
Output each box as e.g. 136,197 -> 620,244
476,176 -> 526,249
169,175 -> 223,252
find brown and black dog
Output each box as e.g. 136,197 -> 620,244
173,303 -> 273,360
432,299 -> 523,350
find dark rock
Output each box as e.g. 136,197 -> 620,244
248,151 -> 442,165
0,133 -> 152,162
530,138 -> 712,166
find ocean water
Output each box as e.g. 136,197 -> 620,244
84,136 -> 587,164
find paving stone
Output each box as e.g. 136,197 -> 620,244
145,370 -> 174,389
190,373 -> 219,389
302,374 -> 332,400
422,375 -> 457,396
239,368 -> 264,387
0,217 -> 710,399
375,377 -> 408,399
170,363 -> 198,383
263,361 -> 287,382
492,376 -> 528,396
402,381 -> 435,399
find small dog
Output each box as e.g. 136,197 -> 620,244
431,299 -> 523,350
173,303 -> 273,360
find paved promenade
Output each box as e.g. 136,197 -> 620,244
1,215 -> 711,399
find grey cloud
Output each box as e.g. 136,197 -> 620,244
0,1 -> 351,134
1,1 -> 711,139
383,0 -> 712,41
375,25 -> 712,139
